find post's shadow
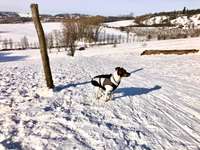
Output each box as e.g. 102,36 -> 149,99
0,52 -> 28,62
55,81 -> 91,92
114,85 -> 161,99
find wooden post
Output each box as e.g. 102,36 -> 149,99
31,4 -> 54,89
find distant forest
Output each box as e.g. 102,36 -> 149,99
1,7 -> 200,24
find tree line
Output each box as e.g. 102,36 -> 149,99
46,16 -> 135,56
0,36 -> 33,50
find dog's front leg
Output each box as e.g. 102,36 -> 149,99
104,85 -> 113,102
105,92 -> 112,102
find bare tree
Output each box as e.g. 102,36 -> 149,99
53,30 -> 62,52
14,43 -> 18,49
34,42 -> 38,49
2,38 -> 8,50
89,16 -> 105,43
62,16 -> 105,56
46,33 -> 54,52
17,42 -> 22,49
107,34 -> 111,44
29,43 -> 33,49
21,36 -> 29,49
63,19 -> 79,56
62,28 -> 70,51
79,16 -> 105,43
8,38 -> 13,49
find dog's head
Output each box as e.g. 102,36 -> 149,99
115,67 -> 131,77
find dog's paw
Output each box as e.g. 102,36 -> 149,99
95,95 -> 102,100
105,97 -> 113,102
104,94 -> 113,102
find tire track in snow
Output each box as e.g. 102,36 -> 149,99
128,74 -> 200,148
149,95 -> 200,144
113,61 -> 199,149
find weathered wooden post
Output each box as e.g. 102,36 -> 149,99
31,4 -> 54,89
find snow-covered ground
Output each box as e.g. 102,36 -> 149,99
171,14 -> 200,28
105,20 -> 136,28
0,37 -> 200,150
0,22 -> 62,44
143,14 -> 200,28
17,12 -> 32,18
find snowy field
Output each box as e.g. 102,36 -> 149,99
104,20 -> 136,28
0,22 -> 62,44
0,37 -> 200,150
0,22 -> 131,49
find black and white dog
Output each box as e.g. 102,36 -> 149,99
91,67 -> 130,101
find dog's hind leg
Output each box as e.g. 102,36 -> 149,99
95,87 -> 101,99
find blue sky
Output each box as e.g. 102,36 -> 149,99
0,0 -> 200,16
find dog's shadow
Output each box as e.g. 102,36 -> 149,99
114,85 -> 161,100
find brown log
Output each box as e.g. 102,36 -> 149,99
141,49 -> 199,56
31,4 -> 54,89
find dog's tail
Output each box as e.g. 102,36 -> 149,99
91,78 -> 100,87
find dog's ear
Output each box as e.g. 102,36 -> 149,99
115,67 -> 120,71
